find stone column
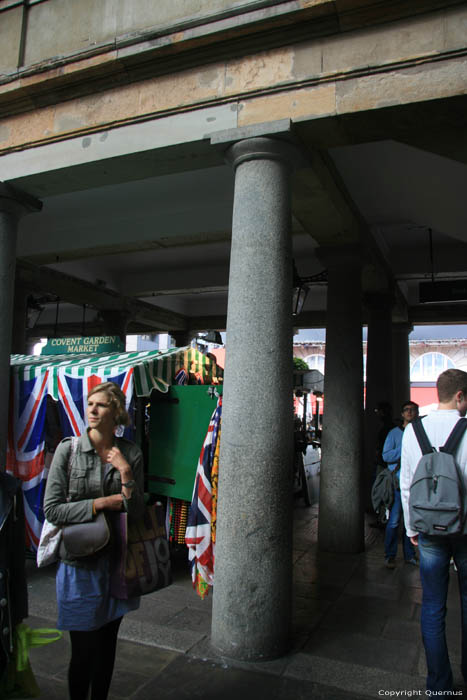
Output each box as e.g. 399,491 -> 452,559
100,309 -> 131,343
211,137 -> 297,661
0,183 -> 42,469
363,292 -> 394,499
171,331 -> 193,347
318,247 -> 364,553
392,322 -> 412,413
11,280 -> 30,355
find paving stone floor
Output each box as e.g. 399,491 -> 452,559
24,498 -> 466,699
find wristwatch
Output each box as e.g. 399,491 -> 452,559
121,480 -> 136,488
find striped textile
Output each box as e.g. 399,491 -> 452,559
168,499 -> 189,544
6,371 -> 50,548
174,368 -> 188,385
185,396 -> 222,598
10,346 -> 222,398
210,425 -> 221,545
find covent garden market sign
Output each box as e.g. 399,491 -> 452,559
42,336 -> 125,355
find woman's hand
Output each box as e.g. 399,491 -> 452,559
94,494 -> 124,512
105,447 -> 135,498
105,447 -> 131,475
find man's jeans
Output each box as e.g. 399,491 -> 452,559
419,534 -> 467,691
384,490 -> 415,561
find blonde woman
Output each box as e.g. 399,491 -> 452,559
44,381 -> 144,700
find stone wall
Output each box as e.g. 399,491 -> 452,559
1,1 -> 466,159
0,0 -> 283,73
410,341 -> 467,374
294,339 -> 467,374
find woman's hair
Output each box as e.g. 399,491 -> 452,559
88,381 -> 130,426
437,369 -> 467,403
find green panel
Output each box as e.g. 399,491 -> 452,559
147,385 -> 222,501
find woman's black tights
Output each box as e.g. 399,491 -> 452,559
68,616 -> 122,700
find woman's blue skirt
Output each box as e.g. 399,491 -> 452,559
56,553 -> 140,631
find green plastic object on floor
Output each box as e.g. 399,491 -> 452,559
0,624 -> 62,698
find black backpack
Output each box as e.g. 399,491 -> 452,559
409,417 -> 467,536
371,468 -> 396,524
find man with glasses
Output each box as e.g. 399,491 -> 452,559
382,401 -> 420,568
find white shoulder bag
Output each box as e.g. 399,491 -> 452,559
36,437 -> 78,568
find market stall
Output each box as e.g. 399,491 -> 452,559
7,346 -> 223,549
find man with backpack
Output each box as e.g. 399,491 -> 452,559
400,368 -> 467,692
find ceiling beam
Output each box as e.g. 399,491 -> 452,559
27,320 -> 160,340
293,147 -> 410,322
17,260 -> 188,332
188,316 -> 227,332
27,301 -> 467,344
187,306 -> 467,332
409,304 -> 467,325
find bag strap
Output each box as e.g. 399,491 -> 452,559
69,436 -> 78,471
65,436 -> 79,501
412,417 -> 434,456
442,420 -> 467,517
441,418 -> 467,455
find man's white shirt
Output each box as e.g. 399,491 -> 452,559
400,409 -> 467,538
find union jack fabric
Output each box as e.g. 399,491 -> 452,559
174,368 -> 188,385
7,372 -> 50,549
57,369 -> 134,438
185,396 -> 222,598
7,366 -> 134,550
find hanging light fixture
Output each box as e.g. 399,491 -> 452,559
53,296 -> 61,338
81,304 -> 87,336
26,296 -> 45,329
419,227 -> 467,303
196,330 -> 223,349
292,261 -> 328,316
292,263 -> 309,317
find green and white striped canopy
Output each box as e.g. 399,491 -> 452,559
10,346 -> 223,399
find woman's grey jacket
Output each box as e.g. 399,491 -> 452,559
43,431 -> 145,529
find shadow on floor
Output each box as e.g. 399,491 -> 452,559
23,499 -> 465,699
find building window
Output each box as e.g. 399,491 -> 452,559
305,354 -> 325,373
411,352 -> 455,381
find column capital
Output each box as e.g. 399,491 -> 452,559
171,331 -> 195,347
225,136 -> 302,171
392,321 -> 414,335
99,309 -> 131,342
0,182 -> 42,218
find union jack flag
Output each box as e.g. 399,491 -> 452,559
7,371 -> 50,548
57,369 -> 134,438
7,367 -> 135,550
174,368 -> 188,385
185,396 -> 222,596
